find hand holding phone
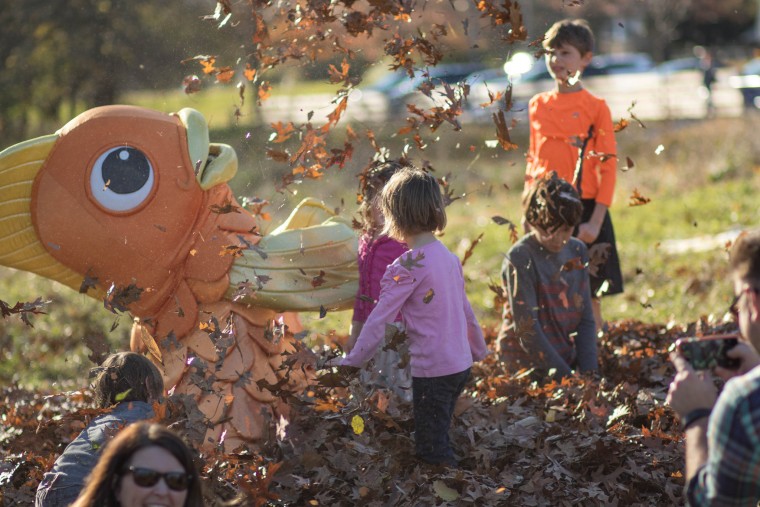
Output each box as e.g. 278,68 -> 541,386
675,334 -> 740,371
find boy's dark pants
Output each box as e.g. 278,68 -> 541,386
412,368 -> 471,466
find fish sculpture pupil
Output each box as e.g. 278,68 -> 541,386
102,148 -> 151,194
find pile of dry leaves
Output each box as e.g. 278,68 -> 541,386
1,319 -> 737,506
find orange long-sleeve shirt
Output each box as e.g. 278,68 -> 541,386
526,89 -> 617,207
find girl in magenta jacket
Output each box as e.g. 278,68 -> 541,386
348,160 -> 411,400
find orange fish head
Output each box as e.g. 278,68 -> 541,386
0,105 -> 237,308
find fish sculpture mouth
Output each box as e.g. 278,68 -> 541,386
174,108 -> 237,190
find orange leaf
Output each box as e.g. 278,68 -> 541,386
628,188 -> 651,207
244,64 -> 256,81
258,82 -> 272,102
270,121 -> 295,143
326,96 -> 349,126
216,67 -> 235,83
200,57 -> 217,75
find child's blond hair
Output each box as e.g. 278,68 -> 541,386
381,167 -> 446,240
523,172 -> 583,233
543,18 -> 594,56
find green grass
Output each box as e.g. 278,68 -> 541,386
3,95 -> 760,387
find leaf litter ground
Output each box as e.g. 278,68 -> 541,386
3,319 -> 737,506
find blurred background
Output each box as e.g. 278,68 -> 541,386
2,0 -> 760,387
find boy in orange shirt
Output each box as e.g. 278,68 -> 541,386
525,18 -> 623,332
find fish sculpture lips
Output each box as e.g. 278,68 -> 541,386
0,105 -> 358,449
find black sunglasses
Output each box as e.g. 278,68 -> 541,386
125,466 -> 191,491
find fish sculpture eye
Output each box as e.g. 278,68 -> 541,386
89,146 -> 155,212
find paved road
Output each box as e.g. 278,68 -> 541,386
259,69 -> 745,125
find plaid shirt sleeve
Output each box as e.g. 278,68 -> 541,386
687,371 -> 760,506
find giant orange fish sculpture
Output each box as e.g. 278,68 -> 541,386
0,105 -> 357,449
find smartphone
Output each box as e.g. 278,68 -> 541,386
675,334 -> 740,370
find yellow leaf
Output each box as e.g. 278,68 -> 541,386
351,415 -> 365,435
115,388 -> 132,402
433,480 -> 459,501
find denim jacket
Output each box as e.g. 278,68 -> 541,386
35,401 -> 154,507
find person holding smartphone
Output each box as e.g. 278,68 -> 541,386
667,229 -> 760,505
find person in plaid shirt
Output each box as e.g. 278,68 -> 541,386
668,229 -> 760,505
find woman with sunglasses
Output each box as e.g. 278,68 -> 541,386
72,422 -> 204,507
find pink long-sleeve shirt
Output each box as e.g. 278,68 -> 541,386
342,240 -> 488,378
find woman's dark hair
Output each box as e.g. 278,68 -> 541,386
523,172 -> 583,233
356,160 -> 405,233
72,422 -> 204,507
91,352 -> 164,408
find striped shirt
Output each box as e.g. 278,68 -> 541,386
687,366 -> 760,506
501,233 -> 597,377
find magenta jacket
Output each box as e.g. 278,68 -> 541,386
352,233 -> 407,323
343,240 -> 488,378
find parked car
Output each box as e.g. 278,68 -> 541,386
359,62 -> 489,115
466,52 -> 655,122
655,57 -> 701,75
729,58 -> 760,109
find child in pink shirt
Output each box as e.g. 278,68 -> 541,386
338,166 -> 488,466
348,160 -> 411,400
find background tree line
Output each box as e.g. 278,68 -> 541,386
0,0 -> 756,147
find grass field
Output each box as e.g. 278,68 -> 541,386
1,90 -> 759,387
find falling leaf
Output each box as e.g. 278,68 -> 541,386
216,67 -> 235,83
103,283 -> 143,314
311,270 -> 327,288
114,389 -> 132,402
83,333 -> 110,364
182,75 -> 202,94
628,188 -> 651,207
492,110 -> 517,151
613,118 -> 629,132
209,199 -> 241,214
270,121 -> 296,143
423,289 -> 435,304
624,156 -> 635,171
258,82 -> 272,103
587,243 -> 611,278
627,101 -> 646,128
244,64 -> 256,81
79,272 -> 99,294
400,251 -> 425,270
461,233 -> 484,266
351,415 -> 365,435
561,257 -> 585,272
491,216 -> 519,244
